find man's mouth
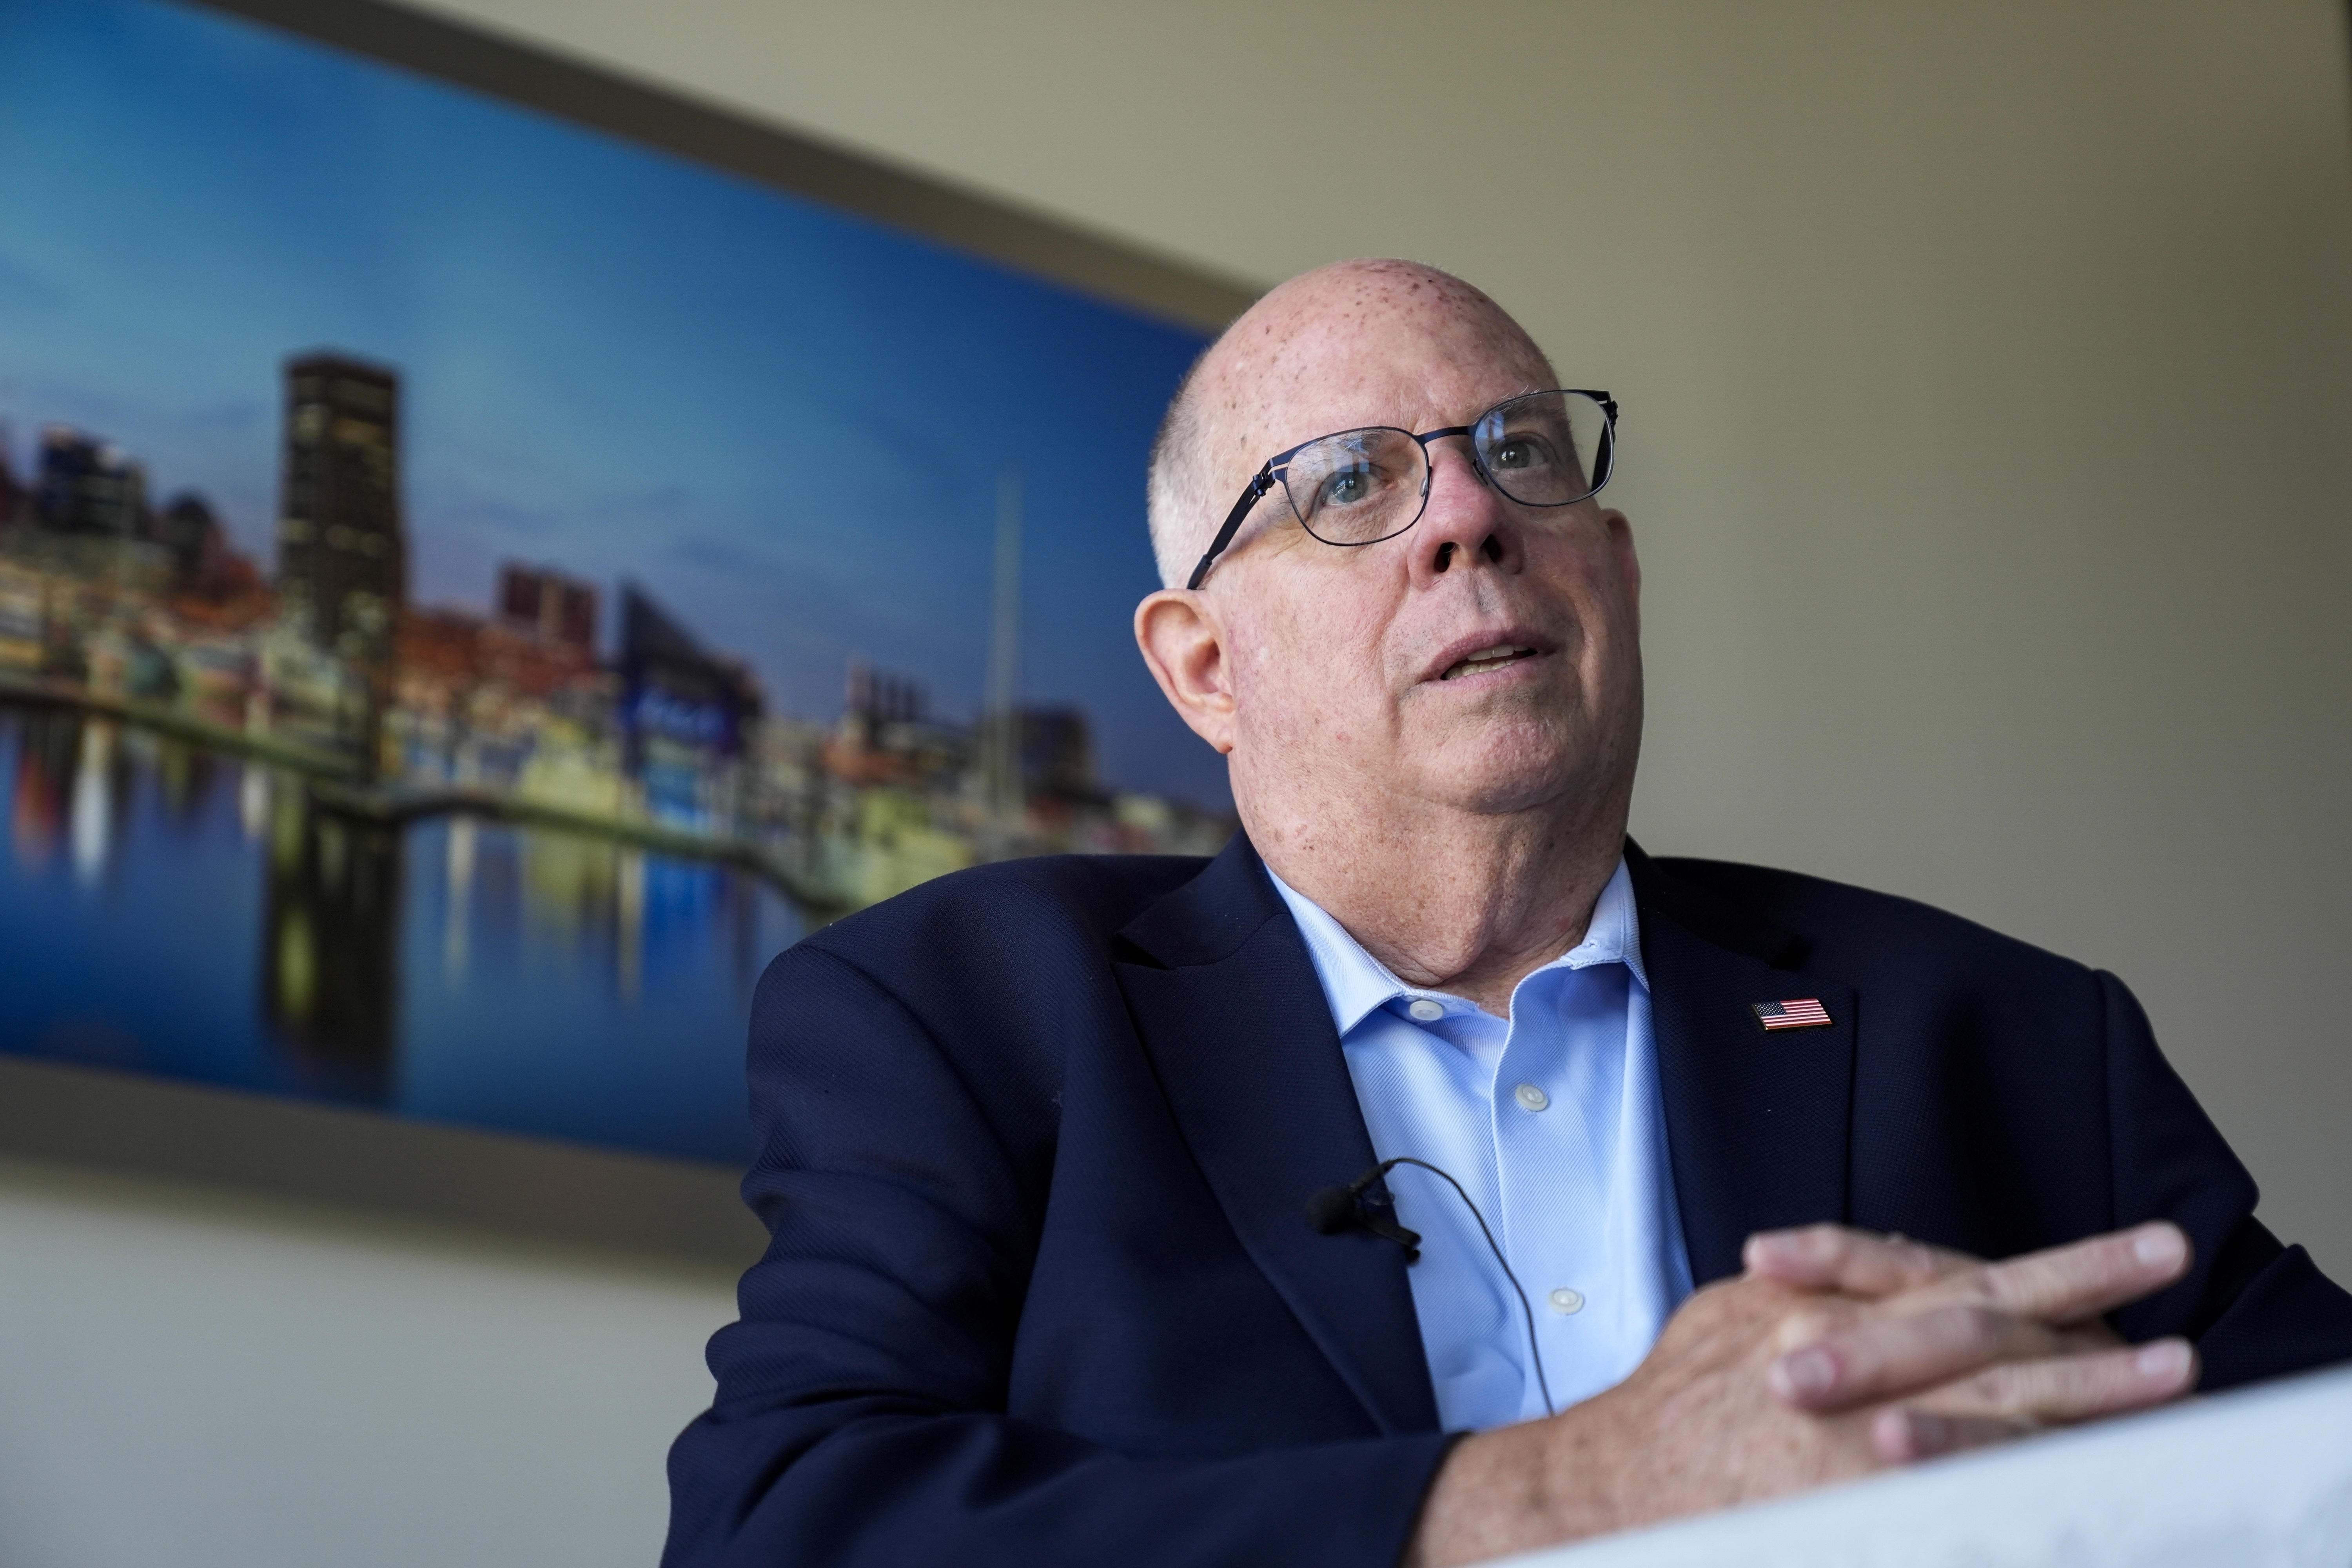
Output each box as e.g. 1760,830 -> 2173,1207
1439,645 -> 1540,681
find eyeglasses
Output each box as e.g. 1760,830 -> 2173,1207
1184,388 -> 1619,590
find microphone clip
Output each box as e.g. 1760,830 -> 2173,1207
1303,1155 -> 1558,1417
1304,1166 -> 1423,1263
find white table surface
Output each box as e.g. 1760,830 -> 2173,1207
1501,1361 -> 2352,1568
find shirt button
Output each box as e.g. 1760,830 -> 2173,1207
1548,1287 -> 1585,1315
1513,1083 -> 1549,1112
1406,998 -> 1445,1022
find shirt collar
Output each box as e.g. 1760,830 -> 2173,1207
1268,857 -> 1647,1038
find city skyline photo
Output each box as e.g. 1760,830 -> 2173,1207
0,0 -> 1230,1167
0,0 -> 1219,803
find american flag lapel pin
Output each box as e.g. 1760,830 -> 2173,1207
1752,998 -> 1832,1031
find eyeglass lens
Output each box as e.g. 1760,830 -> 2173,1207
1274,390 -> 1612,547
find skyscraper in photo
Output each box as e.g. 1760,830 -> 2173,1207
495,561 -> 599,652
276,353 -> 405,766
34,425 -> 147,537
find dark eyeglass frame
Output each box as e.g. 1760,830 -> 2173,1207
1183,388 -> 1620,590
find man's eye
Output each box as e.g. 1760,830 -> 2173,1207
1322,468 -> 1374,506
1491,437 -> 1551,470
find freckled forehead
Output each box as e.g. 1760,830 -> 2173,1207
1198,265 -> 1555,476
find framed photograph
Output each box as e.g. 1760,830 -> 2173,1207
0,0 -> 1249,1250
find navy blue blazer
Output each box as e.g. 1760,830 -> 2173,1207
664,835 -> 2352,1568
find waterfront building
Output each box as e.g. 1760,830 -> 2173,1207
0,564 -> 43,672
0,437 -> 23,526
496,561 -> 598,652
618,583 -> 761,829
154,492 -> 229,592
844,659 -> 925,731
1018,706 -> 1096,804
393,573 -> 617,797
276,354 -> 405,770
34,426 -> 148,537
830,659 -> 971,790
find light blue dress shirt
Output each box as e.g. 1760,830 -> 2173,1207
1270,859 -> 1695,1432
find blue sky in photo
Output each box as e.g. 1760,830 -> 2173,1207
0,0 -> 1227,807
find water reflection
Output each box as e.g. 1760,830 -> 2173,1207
261,785 -> 401,1102
0,702 -> 802,1161
444,813 -> 474,982
10,710 -> 73,872
70,720 -> 113,887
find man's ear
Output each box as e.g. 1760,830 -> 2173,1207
1134,588 -> 1238,755
1603,508 -> 1641,633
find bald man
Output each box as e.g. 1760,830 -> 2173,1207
664,262 -> 2352,1568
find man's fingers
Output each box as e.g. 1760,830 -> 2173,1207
1746,1221 -> 2192,1327
1867,1338 -> 2198,1463
1743,1225 -> 1966,1297
1934,1223 -> 2191,1325
1869,1406 -> 2035,1463
1768,1301 -> 2068,1411
1917,1337 -> 2199,1424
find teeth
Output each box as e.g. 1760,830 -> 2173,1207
1440,645 -> 1535,681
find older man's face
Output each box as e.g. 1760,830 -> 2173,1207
1196,287 -> 1644,829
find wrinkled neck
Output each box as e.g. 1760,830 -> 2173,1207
1242,773 -> 1629,1018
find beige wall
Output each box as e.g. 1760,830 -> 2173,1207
407,0 -> 2352,1267
0,1156 -> 731,1568
10,5 -> 2347,1564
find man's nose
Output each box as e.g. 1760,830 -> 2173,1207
1413,443 -> 1522,582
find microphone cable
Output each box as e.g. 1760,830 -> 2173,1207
1307,1155 -> 1556,1418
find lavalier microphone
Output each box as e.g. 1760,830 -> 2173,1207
1305,1163 -> 1424,1259
1304,1155 -> 1557,1416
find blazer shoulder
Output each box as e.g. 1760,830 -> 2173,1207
781,852 -> 1210,995
1646,853 -> 2095,993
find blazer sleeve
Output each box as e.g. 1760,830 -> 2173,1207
2097,969 -> 2352,1386
661,942 -> 1455,1568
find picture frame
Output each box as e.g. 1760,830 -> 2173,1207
0,0 -> 1256,1265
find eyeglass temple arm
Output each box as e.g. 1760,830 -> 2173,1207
1184,465 -> 1275,591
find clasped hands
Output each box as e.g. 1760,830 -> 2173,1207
1408,1220 -> 2198,1567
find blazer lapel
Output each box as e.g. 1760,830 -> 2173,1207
1115,836 -> 1439,1436
1629,845 -> 1858,1285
